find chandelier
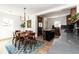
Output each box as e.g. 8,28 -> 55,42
24,8 -> 26,22
20,8 -> 26,28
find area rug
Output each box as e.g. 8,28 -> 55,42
5,40 -> 44,54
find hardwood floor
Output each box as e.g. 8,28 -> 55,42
48,30 -> 79,54
37,41 -> 52,54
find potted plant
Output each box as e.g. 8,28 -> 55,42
20,22 -> 26,30
71,13 -> 79,35
71,13 -> 79,23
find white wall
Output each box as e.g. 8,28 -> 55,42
0,12 -> 21,39
43,17 -> 48,29
47,16 -> 66,29
0,12 -> 37,39
25,15 -> 37,33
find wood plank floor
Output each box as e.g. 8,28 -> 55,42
37,41 -> 52,54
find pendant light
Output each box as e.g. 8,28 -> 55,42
24,8 -> 26,24
20,8 -> 26,28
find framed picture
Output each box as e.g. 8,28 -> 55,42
27,20 -> 31,28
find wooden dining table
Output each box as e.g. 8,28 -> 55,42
13,30 -> 36,50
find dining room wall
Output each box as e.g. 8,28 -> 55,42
0,12 -> 21,39
0,12 -> 37,39
25,15 -> 37,33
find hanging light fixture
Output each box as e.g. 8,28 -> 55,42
20,8 -> 26,28
24,8 -> 26,22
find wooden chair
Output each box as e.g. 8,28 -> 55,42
12,30 -> 21,47
23,32 -> 36,51
18,33 -> 25,50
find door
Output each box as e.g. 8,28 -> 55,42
37,16 -> 43,36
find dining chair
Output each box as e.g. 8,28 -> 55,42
12,30 -> 21,47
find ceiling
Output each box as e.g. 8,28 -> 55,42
0,4 -> 63,16
37,5 -> 76,18
0,4 -> 76,18
41,8 -> 70,18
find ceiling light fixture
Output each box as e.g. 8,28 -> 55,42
24,8 -> 26,22
20,8 -> 26,28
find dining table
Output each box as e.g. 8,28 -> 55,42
13,30 -> 36,50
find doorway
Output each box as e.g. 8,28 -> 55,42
37,16 -> 43,36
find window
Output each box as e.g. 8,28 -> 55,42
54,21 -> 61,27
0,17 -> 14,39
